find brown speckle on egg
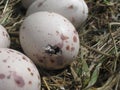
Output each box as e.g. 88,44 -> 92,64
56,31 -> 59,35
13,72 -> 25,87
39,59 -> 43,63
6,34 -> 9,38
71,47 -> 75,51
60,34 -> 69,41
30,73 -> 34,76
2,31 -> 6,36
37,0 -> 46,7
68,5 -> 74,9
50,59 -> 55,63
8,65 -> 11,68
27,68 -> 31,72
22,56 -> 28,62
0,74 -> 5,79
66,45 -> 70,51
48,33 -> 53,36
56,56 -> 64,66
73,30 -> 78,35
8,50 -> 14,53
56,42 -> 64,49
22,26 -> 26,29
7,75 -> 11,79
28,81 -> 32,85
3,59 -> 7,63
73,35 -> 77,43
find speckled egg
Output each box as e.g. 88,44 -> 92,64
22,0 -> 36,8
0,48 -> 41,90
26,0 -> 88,28
20,12 -> 80,70
0,25 -> 10,48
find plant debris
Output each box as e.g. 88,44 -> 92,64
0,0 -> 120,90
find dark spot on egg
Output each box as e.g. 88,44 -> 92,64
13,72 -> 25,87
7,75 -> 11,79
3,59 -> 7,63
73,30 -> 78,35
27,68 -> 31,72
8,66 -> 11,68
50,59 -> 55,63
30,73 -> 34,76
38,75 -> 40,80
8,50 -> 14,53
37,0 -> 46,7
66,45 -> 70,51
2,31 -> 6,36
6,34 -> 9,38
48,33 -> 53,36
56,31 -> 59,35
71,47 -> 75,51
43,56 -> 46,59
68,5 -> 74,9
63,19 -> 67,22
22,56 -> 28,62
56,42 -> 64,49
73,36 -> 77,43
39,59 -> 43,63
0,74 -> 5,79
22,26 -> 25,29
56,56 -> 64,66
60,34 -> 69,41
28,81 -> 32,85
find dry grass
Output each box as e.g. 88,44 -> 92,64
0,0 -> 120,90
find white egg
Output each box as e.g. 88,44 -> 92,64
0,48 -> 41,90
26,0 -> 88,28
0,25 -> 10,48
20,12 -> 80,70
21,0 -> 36,8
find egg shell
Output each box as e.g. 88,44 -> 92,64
0,25 -> 10,48
20,12 -> 80,70
26,0 -> 88,28
22,0 -> 36,8
0,48 -> 41,90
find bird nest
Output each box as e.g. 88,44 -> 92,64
0,0 -> 120,90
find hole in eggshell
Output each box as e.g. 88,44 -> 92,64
45,44 -> 62,55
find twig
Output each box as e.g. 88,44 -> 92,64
81,42 -> 114,58
109,22 -> 120,71
109,23 -> 119,57
42,77 -> 51,90
2,0 -> 9,14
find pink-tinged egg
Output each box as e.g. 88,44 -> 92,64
0,25 -> 10,48
26,0 -> 88,28
20,12 -> 80,70
22,0 -> 36,8
0,48 -> 41,90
